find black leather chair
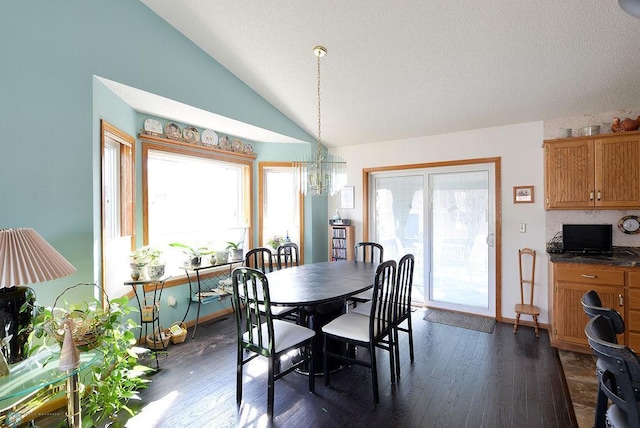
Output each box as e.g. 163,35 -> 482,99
585,315 -> 640,428
581,290 -> 627,428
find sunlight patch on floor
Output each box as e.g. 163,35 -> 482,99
125,390 -> 179,427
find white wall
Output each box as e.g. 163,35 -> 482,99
330,121 -> 548,323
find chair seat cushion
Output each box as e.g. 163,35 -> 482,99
606,403 -> 628,428
352,301 -> 372,315
244,319 -> 314,353
257,304 -> 297,317
322,312 -> 389,343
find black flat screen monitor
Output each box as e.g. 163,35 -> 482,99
562,224 -> 612,254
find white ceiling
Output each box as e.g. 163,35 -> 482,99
138,0 -> 640,148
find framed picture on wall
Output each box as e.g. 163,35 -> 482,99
341,186 -> 355,209
513,185 -> 534,203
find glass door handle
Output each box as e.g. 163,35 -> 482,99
485,233 -> 495,247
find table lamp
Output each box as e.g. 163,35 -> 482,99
0,228 -> 76,364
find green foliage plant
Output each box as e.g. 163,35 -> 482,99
28,283 -> 153,426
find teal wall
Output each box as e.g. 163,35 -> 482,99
0,1 -> 325,312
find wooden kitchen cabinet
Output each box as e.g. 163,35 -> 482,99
626,271 -> 640,351
550,262 -> 625,352
544,131 -> 640,209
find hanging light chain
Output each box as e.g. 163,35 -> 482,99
314,46 -> 326,160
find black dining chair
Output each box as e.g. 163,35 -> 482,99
245,247 -> 297,321
581,290 -> 627,428
231,267 -> 315,420
393,253 -> 415,377
585,314 -> 640,428
350,242 -> 384,306
245,247 -> 274,273
322,259 -> 397,405
276,242 -> 299,270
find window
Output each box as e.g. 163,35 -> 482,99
259,163 -> 303,259
143,143 -> 252,275
101,120 -> 135,299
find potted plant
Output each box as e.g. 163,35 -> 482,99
169,242 -> 213,267
130,246 -> 165,280
28,283 -> 153,425
226,240 -> 244,261
266,235 -> 285,251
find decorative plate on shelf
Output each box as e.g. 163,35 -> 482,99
618,215 -> 640,234
219,136 -> 231,151
201,129 -> 219,147
232,138 -> 244,153
143,119 -> 163,135
243,143 -> 253,155
183,126 -> 200,143
165,122 -> 182,140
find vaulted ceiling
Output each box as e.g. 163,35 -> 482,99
139,0 -> 640,147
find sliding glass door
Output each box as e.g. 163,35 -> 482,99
370,163 -> 496,316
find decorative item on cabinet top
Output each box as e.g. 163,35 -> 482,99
143,119 -> 163,136
183,126 -> 200,144
165,122 -> 182,140
612,116 -> 640,133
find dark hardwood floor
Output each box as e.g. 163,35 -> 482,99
119,308 -> 575,428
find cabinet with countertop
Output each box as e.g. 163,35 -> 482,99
548,248 -> 640,353
543,131 -> 640,209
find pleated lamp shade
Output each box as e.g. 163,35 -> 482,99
0,228 -> 76,288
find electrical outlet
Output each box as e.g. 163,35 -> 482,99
519,223 -> 526,233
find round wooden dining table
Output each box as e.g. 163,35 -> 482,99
264,260 -> 378,374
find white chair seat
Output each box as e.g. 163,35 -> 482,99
323,312 -> 390,343
244,319 -> 315,353
351,301 -> 372,315
257,304 -> 297,317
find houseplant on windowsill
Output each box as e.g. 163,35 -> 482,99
266,235 -> 285,251
226,240 -> 244,261
130,246 -> 165,280
169,242 -> 213,267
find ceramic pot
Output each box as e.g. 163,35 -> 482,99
147,264 -> 166,280
216,250 -> 229,264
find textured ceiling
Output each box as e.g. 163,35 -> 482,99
138,0 -> 640,148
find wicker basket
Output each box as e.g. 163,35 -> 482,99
146,328 -> 170,350
169,321 -> 187,344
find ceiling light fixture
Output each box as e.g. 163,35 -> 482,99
619,0 -> 640,17
293,46 -> 347,196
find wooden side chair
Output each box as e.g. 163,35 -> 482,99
231,267 -> 315,420
513,248 -> 540,338
322,259 -> 397,405
350,242 -> 384,306
245,247 -> 297,320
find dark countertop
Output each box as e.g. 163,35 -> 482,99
547,247 -> 640,267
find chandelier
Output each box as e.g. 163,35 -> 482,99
293,46 -> 347,196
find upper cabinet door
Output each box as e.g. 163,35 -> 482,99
544,131 -> 640,210
545,138 -> 595,209
595,134 -> 640,208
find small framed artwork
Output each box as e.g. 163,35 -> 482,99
341,186 -> 355,209
513,185 -> 534,204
